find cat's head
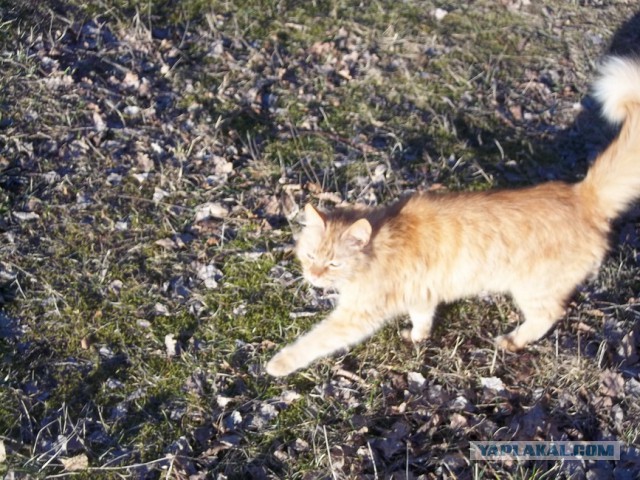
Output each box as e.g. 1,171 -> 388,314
295,204 -> 372,289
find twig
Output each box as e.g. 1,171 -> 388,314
405,441 -> 410,479
44,455 -> 175,477
165,454 -> 176,480
332,367 -> 366,385
323,425 -> 338,480
367,440 -> 379,480
490,344 -> 498,375
449,335 -> 463,358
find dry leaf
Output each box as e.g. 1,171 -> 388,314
154,303 -> 169,316
155,238 -> 176,250
618,329 -> 639,366
122,71 -> 140,89
12,212 -> 40,222
599,370 -> 624,398
196,263 -> 222,289
152,187 -> 169,202
109,280 -> 123,295
450,413 -> 468,430
336,68 -> 352,80
309,41 -> 333,56
92,111 -> 106,132
279,390 -> 302,405
132,173 -> 149,183
194,202 -> 228,222
625,378 -> 640,397
137,153 -> 154,172
576,321 -> 595,333
509,105 -> 523,121
60,453 -> 89,471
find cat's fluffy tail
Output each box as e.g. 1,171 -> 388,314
579,56 -> 640,219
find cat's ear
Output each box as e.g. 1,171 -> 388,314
303,203 -> 326,229
342,218 -> 372,250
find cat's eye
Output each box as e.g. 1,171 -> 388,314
305,252 -> 316,260
328,261 -> 342,268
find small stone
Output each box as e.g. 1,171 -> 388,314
407,371 -> 426,392
123,105 -> 140,116
164,334 -> 179,357
224,411 -> 242,431
480,377 -> 506,393
431,8 -> 448,21
216,396 -> 233,408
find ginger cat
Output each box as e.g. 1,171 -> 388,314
266,56 -> 640,377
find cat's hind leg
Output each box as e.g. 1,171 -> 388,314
266,308 -> 385,377
495,294 -> 567,351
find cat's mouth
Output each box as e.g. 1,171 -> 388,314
307,278 -> 327,288
306,275 -> 333,289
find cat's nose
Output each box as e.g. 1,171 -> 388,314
309,266 -> 326,277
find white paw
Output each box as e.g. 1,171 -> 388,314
411,328 -> 431,343
265,348 -> 300,377
401,328 -> 430,343
495,334 -> 522,352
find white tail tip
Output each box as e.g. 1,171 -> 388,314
593,56 -> 640,124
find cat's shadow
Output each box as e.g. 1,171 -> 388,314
548,9 -> 640,182
538,10 -> 640,364
416,10 -> 640,369
444,10 -> 640,190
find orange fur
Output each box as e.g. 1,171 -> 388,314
266,56 -> 640,377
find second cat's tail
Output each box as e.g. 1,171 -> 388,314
578,56 -> 640,219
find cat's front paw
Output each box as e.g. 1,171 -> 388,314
495,334 -> 523,352
401,328 -> 431,344
266,348 -> 301,377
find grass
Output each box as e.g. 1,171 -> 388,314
1,0 -> 640,478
